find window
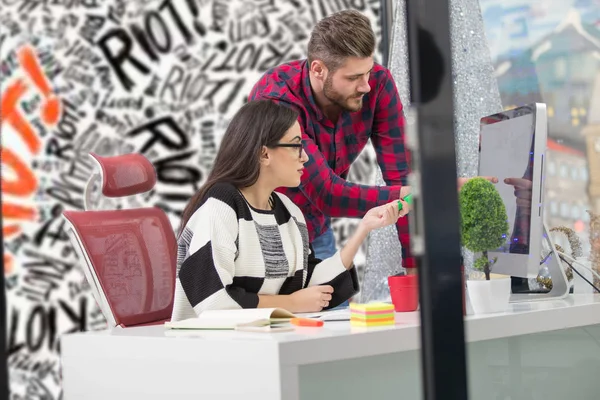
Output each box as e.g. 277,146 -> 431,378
554,57 -> 567,80
549,201 -> 558,216
560,202 -> 570,218
571,205 -> 580,220
570,166 -> 579,180
580,166 -> 589,182
559,164 -> 568,178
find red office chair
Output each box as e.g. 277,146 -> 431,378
63,153 -> 177,328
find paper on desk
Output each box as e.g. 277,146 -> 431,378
296,309 -> 351,321
165,308 -> 295,330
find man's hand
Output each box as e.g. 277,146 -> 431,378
504,177 -> 532,212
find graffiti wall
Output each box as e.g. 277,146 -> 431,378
1,0 -> 383,397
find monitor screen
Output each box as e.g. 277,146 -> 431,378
479,108 -> 536,256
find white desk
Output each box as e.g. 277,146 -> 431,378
61,295 -> 600,399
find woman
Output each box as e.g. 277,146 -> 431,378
170,100 -> 410,321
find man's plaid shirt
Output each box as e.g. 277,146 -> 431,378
249,60 -> 414,268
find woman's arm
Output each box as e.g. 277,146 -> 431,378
339,199 -> 405,268
301,199 -> 407,309
257,295 -> 294,310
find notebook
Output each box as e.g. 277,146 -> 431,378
164,308 -> 296,331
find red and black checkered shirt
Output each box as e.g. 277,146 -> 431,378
248,60 -> 414,268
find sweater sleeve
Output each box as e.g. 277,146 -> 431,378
305,246 -> 360,309
177,195 -> 259,315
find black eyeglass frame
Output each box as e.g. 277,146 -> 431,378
271,143 -> 303,158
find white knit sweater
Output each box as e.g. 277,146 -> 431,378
170,182 -> 359,321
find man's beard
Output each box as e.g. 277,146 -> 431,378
323,75 -> 365,112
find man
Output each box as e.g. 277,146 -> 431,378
249,10 -> 487,269
248,10 -> 415,269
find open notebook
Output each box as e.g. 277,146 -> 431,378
164,308 -> 296,332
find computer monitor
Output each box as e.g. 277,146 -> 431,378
478,103 -> 569,301
478,103 -> 546,278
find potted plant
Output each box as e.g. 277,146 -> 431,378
459,177 -> 510,314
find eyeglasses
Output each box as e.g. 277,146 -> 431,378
272,143 -> 304,158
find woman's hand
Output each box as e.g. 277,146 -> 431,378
289,285 -> 334,312
359,199 -> 407,233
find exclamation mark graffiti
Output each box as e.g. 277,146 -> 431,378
18,45 -> 61,126
1,77 -> 42,154
1,44 -> 61,274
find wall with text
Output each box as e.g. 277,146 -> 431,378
0,0 -> 384,397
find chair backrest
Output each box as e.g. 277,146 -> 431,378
63,153 -> 177,328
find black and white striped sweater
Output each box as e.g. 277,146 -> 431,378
170,182 -> 359,321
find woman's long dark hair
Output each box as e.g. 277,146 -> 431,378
178,100 -> 299,236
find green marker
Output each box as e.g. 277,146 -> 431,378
398,193 -> 413,211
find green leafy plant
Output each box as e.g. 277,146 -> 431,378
459,178 -> 510,280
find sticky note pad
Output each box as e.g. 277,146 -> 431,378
349,302 -> 395,327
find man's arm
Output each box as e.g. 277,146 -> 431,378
370,68 -> 411,186
247,95 -> 404,217
298,135 -> 402,217
369,68 -> 415,268
296,128 -> 415,267
507,145 -> 535,254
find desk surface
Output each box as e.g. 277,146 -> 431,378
67,294 -> 600,366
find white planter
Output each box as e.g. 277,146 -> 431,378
467,277 -> 511,314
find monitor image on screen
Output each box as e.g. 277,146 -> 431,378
478,103 -> 548,279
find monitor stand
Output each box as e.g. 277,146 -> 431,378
509,222 -> 570,302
